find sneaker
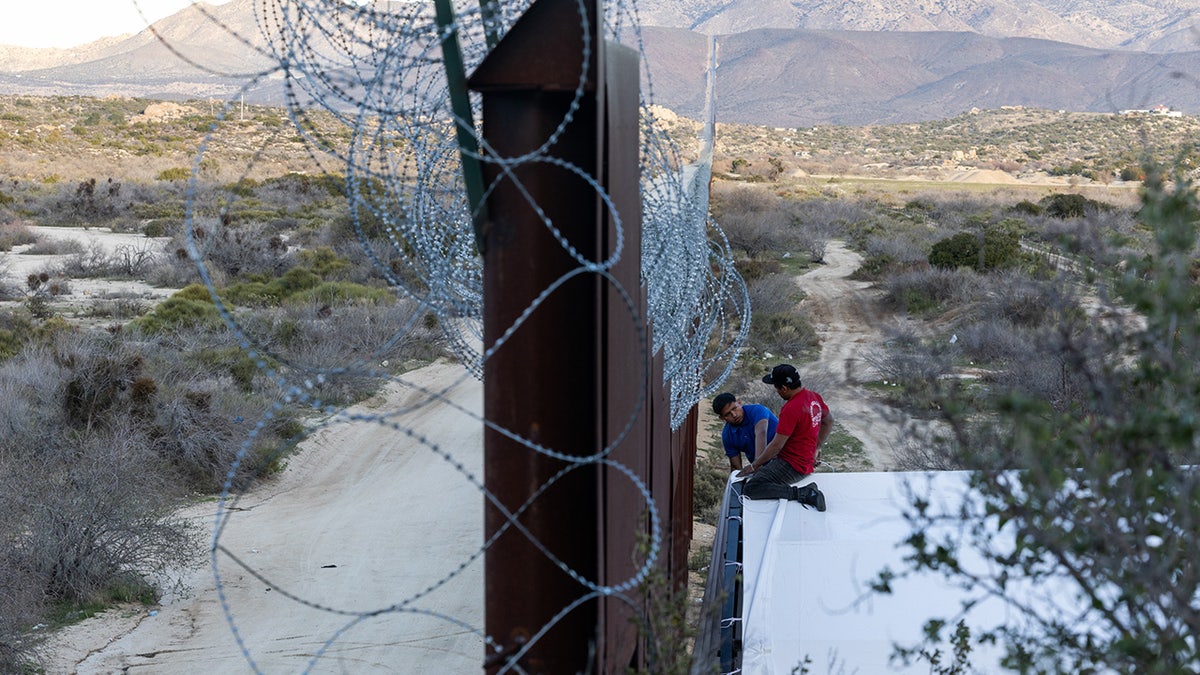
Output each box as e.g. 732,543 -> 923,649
793,483 -> 826,512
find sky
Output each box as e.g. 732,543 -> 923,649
0,0 -> 234,49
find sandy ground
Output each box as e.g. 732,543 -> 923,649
43,360 -> 485,674
1,225 -> 174,312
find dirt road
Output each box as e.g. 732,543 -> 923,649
794,240 -> 907,470
45,361 -> 486,674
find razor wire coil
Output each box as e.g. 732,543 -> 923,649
166,0 -> 749,671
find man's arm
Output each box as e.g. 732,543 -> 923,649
754,418 -> 770,458
814,410 -> 834,465
728,453 -> 743,471
738,431 -> 788,477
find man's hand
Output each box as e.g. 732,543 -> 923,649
737,464 -> 755,478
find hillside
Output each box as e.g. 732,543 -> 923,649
633,0 -> 1200,52
3,95 -> 1198,190
2,1 -> 1200,126
644,27 -> 1200,126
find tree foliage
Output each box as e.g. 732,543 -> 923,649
891,167 -> 1200,672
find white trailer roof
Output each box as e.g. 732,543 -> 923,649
733,470 -> 1074,674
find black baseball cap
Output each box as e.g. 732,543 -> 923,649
762,364 -> 801,388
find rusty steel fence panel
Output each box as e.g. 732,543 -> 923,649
471,0 -> 699,671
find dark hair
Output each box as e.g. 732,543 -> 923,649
712,392 -> 736,414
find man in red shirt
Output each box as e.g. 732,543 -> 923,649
737,364 -> 831,511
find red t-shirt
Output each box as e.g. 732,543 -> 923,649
775,388 -> 829,474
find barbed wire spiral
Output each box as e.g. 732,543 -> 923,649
166,0 -> 749,671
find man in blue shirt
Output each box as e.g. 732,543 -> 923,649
713,392 -> 778,471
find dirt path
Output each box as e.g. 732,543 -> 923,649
795,240 -> 906,470
44,360 -> 486,674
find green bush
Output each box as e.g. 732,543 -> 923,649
1010,200 -> 1043,216
156,167 -> 191,182
132,285 -> 221,334
224,268 -> 322,306
142,220 -> 168,238
288,281 -> 394,306
928,221 -> 1022,272
1038,192 -> 1109,219
1119,165 -> 1146,181
297,246 -> 350,278
191,346 -> 264,392
928,232 -> 980,270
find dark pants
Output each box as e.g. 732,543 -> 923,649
742,457 -> 808,500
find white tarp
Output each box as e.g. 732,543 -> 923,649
737,471 -> 1071,674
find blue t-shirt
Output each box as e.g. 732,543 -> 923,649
720,403 -> 778,461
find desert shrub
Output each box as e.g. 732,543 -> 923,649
863,328 -> 958,412
1039,192 -> 1109,219
6,420 -> 201,603
976,271 -> 1078,328
255,172 -> 345,207
61,358 -> 139,431
903,198 -> 937,213
992,345 -> 1095,414
0,537 -> 45,672
1010,199 -> 1043,216
82,296 -> 146,319
692,461 -> 728,526
234,298 -> 446,404
58,177 -> 128,223
711,185 -> 794,258
24,237 -> 85,256
57,242 -> 111,277
156,167 -> 191,181
148,378 -> 295,490
0,222 -> 38,251
0,256 -> 17,301
881,267 -> 984,315
297,246 -> 351,278
132,284 -> 222,334
129,199 -> 186,221
1119,164 -> 1146,181
142,220 -> 169,238
748,312 -> 818,360
792,197 -> 872,233
795,221 -> 831,263
928,220 -> 1022,271
182,220 -> 292,279
328,207 -> 392,244
856,229 -> 939,280
746,272 -> 803,317
953,316 -> 1030,365
1025,205 -> 1142,268
224,267 -> 324,306
0,336 -> 204,633
108,243 -> 161,277
734,256 -> 783,282
0,329 -> 20,360
191,345 -> 267,393
288,280 -> 393,306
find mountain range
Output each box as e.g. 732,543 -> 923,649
1,0 -> 1199,126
